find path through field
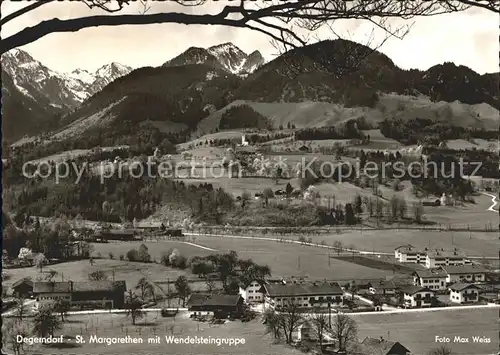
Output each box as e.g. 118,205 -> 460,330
185,232 -> 499,260
481,192 -> 499,213
182,241 -> 218,251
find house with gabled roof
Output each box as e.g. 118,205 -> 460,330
187,294 -> 244,317
400,286 -> 434,308
11,277 -> 34,298
412,268 -> 448,291
449,283 -> 480,304
441,265 -> 487,284
263,281 -> 344,310
33,280 -> 126,309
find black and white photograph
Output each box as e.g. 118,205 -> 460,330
1,1 -> 499,354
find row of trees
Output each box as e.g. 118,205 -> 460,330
189,251 -> 271,294
380,117 -> 499,146
264,303 -> 358,353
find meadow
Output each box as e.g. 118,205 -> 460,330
352,307 -> 498,355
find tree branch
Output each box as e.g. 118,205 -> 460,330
1,0 -> 498,54
0,1 -> 54,27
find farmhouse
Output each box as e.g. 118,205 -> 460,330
11,278 -> 34,298
368,280 -> 398,296
263,282 -> 344,310
394,245 -> 426,265
33,281 -> 126,309
187,294 -> 244,318
441,265 -> 487,284
400,286 -> 434,308
449,283 -> 480,304
356,337 -> 412,355
425,249 -> 466,268
239,280 -> 265,303
413,269 -> 448,291
93,229 -> 137,241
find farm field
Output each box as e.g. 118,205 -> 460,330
190,236 -> 395,280
8,313 -> 302,355
193,228 -> 499,259
353,307 -> 498,355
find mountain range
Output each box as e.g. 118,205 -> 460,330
2,40 -> 499,146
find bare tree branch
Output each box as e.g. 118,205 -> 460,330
0,1 -> 54,27
1,0 -> 498,54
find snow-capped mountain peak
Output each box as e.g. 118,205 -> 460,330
2,48 -> 132,109
163,42 -> 265,77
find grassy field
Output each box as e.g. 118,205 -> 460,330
7,313 -> 303,355
191,236 -> 394,280
353,308 -> 498,355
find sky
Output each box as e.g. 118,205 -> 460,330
1,1 -> 498,74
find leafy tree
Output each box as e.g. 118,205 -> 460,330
135,277 -> 154,301
124,289 -> 143,325
34,253 -> 47,272
32,306 -> 61,337
344,203 -> 356,225
413,201 -> 425,223
14,295 -> 26,321
241,190 -> 251,209
53,299 -> 70,322
138,244 -> 151,262
126,248 -> 140,262
354,194 -> 363,215
174,276 -> 191,307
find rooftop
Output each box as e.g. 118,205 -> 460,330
449,283 -> 480,292
427,248 -> 466,258
12,277 -> 34,288
187,294 -> 241,307
414,268 -> 448,278
402,285 -> 433,295
358,337 -> 411,355
264,282 -> 343,297
441,265 -> 487,274
33,281 -> 126,294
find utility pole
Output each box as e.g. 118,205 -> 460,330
167,278 -> 170,308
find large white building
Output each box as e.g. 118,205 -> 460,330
394,245 -> 426,265
263,282 -> 344,310
394,245 -> 468,269
425,249 -> 466,268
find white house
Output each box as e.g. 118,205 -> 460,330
263,282 -> 344,310
394,245 -> 426,265
239,280 -> 265,303
413,269 -> 448,291
425,249 -> 466,268
449,283 -> 480,304
401,286 -> 434,308
441,265 -> 487,284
